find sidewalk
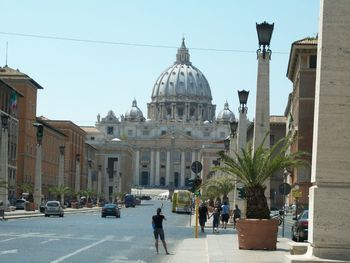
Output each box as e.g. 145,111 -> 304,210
164,214 -> 291,263
2,206 -> 100,220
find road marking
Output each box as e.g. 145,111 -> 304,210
0,249 -> 18,255
40,239 -> 60,244
50,236 -> 113,263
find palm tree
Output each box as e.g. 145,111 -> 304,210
49,186 -> 71,205
214,135 -> 309,219
204,176 -> 235,202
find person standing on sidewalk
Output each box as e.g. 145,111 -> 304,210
152,208 -> 170,255
220,201 -> 230,229
198,201 -> 209,232
233,204 -> 241,229
209,207 -> 220,233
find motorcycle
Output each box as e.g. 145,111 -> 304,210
270,210 -> 284,226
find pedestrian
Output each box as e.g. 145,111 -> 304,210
152,207 -> 170,255
209,207 -> 220,233
198,201 -> 209,232
233,204 -> 241,229
220,201 -> 230,229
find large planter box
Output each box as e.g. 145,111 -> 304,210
236,219 -> 278,250
86,203 -> 93,208
25,202 -> 36,211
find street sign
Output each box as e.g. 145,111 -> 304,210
191,161 -> 202,174
279,183 -> 291,195
292,189 -> 302,198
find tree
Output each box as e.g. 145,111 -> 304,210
18,183 -> 34,202
204,176 -> 235,202
49,186 -> 71,205
214,135 -> 309,219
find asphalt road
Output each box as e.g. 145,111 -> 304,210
0,200 -> 192,263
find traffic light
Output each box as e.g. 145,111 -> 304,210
188,176 -> 202,194
237,187 -> 246,199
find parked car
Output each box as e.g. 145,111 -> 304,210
291,210 -> 308,242
101,204 -> 120,218
45,201 -> 64,217
15,199 -> 28,210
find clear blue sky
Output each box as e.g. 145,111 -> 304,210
1,0 -> 320,126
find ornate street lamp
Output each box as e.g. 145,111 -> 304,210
238,90 -> 249,114
229,120 -> 238,138
256,21 -> 274,59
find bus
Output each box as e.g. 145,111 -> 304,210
172,190 -> 191,214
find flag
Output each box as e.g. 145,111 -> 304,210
10,91 -> 17,110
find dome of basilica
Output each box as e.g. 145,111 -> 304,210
147,39 -> 216,122
151,38 -> 212,103
125,99 -> 144,122
217,101 -> 235,123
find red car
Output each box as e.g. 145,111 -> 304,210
291,210 -> 308,242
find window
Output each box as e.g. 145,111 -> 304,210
142,150 -> 150,162
220,132 -> 225,138
160,152 -> 166,161
185,152 -> 191,162
142,130 -> 149,136
186,131 -> 191,136
203,131 -> 210,137
128,129 -> 133,136
90,136 -> 95,140
161,130 -> 166,136
107,126 -> 113,135
270,135 -> 275,146
309,55 -> 317,69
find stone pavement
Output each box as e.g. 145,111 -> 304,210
161,213 -> 292,263
2,207 -> 293,263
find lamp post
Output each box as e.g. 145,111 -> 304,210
294,184 -> 300,217
33,122 -> 44,209
253,21 -> 274,207
87,159 -> 92,191
253,21 -> 274,151
97,165 -> 102,203
237,90 -> 249,155
229,120 -> 238,209
58,146 -> 65,187
75,154 -> 80,194
0,113 -> 9,207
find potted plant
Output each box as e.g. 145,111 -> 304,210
18,183 -> 35,211
214,135 -> 308,250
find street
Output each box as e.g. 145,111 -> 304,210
0,200 -> 192,263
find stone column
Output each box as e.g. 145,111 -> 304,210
166,150 -> 170,185
0,122 -> 9,207
287,1 -> 350,261
237,108 -> 248,154
155,150 -> 160,186
34,143 -> 42,208
97,165 -> 102,195
74,154 -> 80,193
58,146 -> 65,187
150,150 -> 155,186
87,160 -> 92,191
181,151 -> 185,187
134,150 -> 140,185
191,151 -> 197,177
253,51 -> 270,151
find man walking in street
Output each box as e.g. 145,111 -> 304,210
152,207 -> 170,255
233,204 -> 241,229
198,201 -> 209,232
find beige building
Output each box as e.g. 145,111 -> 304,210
83,39 -> 232,200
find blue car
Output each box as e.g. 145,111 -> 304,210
124,194 -> 135,208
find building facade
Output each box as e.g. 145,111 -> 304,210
83,39 -> 233,200
285,37 -> 317,210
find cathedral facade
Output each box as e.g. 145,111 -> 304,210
83,39 -> 235,196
